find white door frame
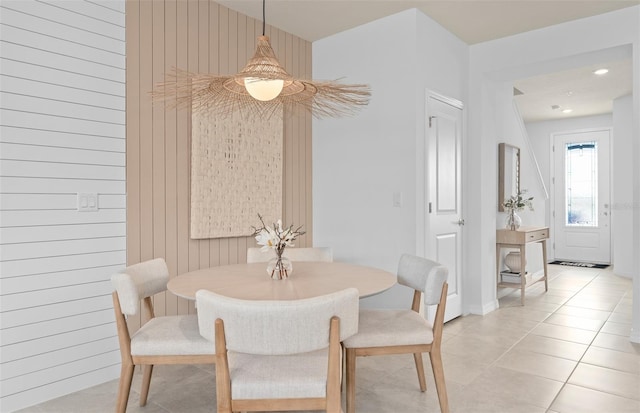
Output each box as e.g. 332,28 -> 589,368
419,90 -> 465,322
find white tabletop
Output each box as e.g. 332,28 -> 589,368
167,261 -> 397,301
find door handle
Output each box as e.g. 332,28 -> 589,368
457,219 -> 465,226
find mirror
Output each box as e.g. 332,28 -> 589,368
498,143 -> 520,212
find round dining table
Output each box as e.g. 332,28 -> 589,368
167,261 -> 396,301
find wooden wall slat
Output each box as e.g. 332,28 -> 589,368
138,0 -> 153,270
198,0 -> 210,270
164,0 -> 179,320
126,0 -> 313,316
176,0 -> 190,316
152,0 -> 167,316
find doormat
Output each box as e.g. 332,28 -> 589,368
550,261 -> 609,269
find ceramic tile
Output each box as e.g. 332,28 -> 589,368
495,304 -> 552,322
462,365 -> 563,409
591,332 -> 640,354
543,313 -> 605,331
511,334 -> 588,361
569,363 -> 640,400
440,350 -> 490,386
581,346 -> 640,375
440,331 -> 514,363
607,311 -> 633,323
554,305 -> 612,321
551,384 -> 640,412
530,322 -> 598,345
599,320 -> 633,337
564,297 -> 618,311
496,348 -> 577,382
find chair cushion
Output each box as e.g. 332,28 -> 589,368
229,348 -> 329,399
131,315 -> 214,356
342,309 -> 434,348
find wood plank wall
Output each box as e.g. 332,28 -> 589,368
126,0 -> 313,323
0,1 -> 126,410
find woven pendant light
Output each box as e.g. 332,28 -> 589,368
152,1 -> 370,119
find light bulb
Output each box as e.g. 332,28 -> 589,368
244,77 -> 284,101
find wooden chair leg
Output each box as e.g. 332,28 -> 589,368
413,352 -> 427,392
139,364 -> 154,406
115,362 -> 134,413
429,350 -> 449,413
345,348 -> 356,413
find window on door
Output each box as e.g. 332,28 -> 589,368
564,141 -> 598,227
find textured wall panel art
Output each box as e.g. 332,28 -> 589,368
191,110 -> 283,239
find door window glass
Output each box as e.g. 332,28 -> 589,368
565,142 -> 597,226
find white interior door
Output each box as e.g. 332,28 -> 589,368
552,129 -> 611,263
426,93 -> 463,322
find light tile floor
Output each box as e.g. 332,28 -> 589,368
18,265 -> 639,413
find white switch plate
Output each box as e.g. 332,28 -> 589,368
77,193 -> 98,212
393,192 -> 403,207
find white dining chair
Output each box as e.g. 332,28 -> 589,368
246,246 -> 333,263
343,254 -> 450,413
111,258 -> 215,413
196,287 -> 359,413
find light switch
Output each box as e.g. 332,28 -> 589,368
78,193 -> 99,212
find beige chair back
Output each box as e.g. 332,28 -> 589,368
111,258 -> 169,316
397,254 -> 448,306
196,288 -> 358,355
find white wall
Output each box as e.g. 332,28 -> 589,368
525,113 -> 613,263
612,94 -> 634,277
467,6 -> 640,340
313,9 -> 467,309
0,1 -> 126,410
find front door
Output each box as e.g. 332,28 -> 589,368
552,129 -> 611,263
426,93 -> 463,322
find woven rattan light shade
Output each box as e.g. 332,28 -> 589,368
152,35 -> 370,119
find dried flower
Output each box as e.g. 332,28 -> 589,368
503,190 -> 534,212
252,214 -> 305,256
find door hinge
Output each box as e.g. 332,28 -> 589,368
552,177 -> 555,185
552,145 -> 555,152
428,202 -> 432,213
429,116 -> 436,128
552,210 -> 555,218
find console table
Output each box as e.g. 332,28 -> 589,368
496,226 -> 549,305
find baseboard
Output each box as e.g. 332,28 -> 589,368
630,328 -> 640,344
467,299 -> 499,315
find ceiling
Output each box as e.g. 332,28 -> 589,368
218,0 -> 637,122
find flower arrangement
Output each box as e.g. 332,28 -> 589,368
503,189 -> 534,212
252,214 -> 305,279
503,190 -> 533,230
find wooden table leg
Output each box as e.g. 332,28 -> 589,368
519,245 -> 526,305
541,240 -> 548,291
496,244 -> 502,293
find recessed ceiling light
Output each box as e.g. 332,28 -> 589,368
562,108 -> 573,114
593,68 -> 609,75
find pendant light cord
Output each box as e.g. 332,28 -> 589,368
262,0 -> 266,35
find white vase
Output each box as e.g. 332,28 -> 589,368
504,251 -> 524,273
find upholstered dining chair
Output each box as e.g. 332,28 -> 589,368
196,287 -> 359,413
110,258 -> 215,413
343,254 -> 449,413
246,246 -> 333,263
